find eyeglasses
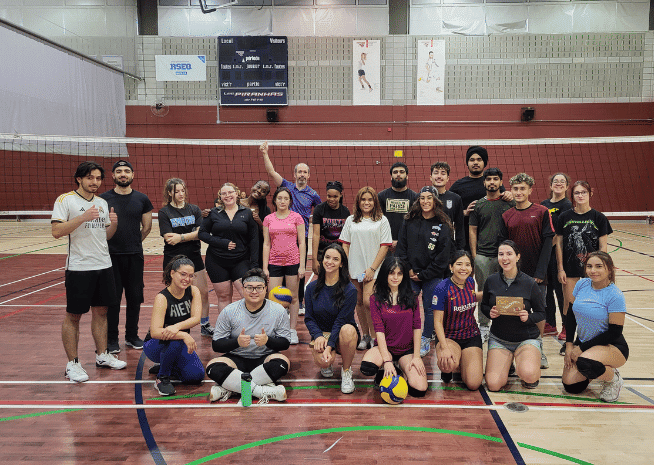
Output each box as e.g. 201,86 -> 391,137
573,191 -> 589,197
244,285 -> 266,293
552,180 -> 567,185
175,271 -> 195,280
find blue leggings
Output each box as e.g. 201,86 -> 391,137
143,339 -> 205,383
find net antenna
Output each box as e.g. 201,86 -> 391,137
150,98 -> 169,117
200,0 -> 238,13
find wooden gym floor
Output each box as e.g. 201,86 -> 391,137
1,221 -> 653,465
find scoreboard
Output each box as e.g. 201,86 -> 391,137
218,36 -> 288,106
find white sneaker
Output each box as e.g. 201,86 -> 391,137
298,305 -> 305,316
480,325 -> 490,343
420,336 -> 431,357
599,369 -> 624,403
290,329 -> 299,345
357,336 -> 368,350
341,367 -> 355,394
252,382 -> 287,403
96,351 -> 127,370
320,365 -> 334,378
209,384 -> 232,403
540,352 -> 549,369
65,360 -> 89,383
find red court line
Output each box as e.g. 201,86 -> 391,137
494,401 -> 654,409
618,267 -> 654,284
145,398 -> 489,406
0,290 -> 65,320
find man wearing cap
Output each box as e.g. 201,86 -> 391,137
100,160 -> 153,354
429,161 -> 465,250
450,146 -> 511,251
378,161 -> 419,254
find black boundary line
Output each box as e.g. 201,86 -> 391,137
626,312 -> 654,323
135,352 -> 167,465
478,386 -> 526,465
625,387 -> 654,405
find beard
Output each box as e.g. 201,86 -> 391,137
391,178 -> 407,189
469,167 -> 483,176
114,178 -> 133,187
486,185 -> 499,192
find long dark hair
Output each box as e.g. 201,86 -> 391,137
163,255 -> 195,286
373,257 -> 416,310
404,190 -> 453,230
312,243 -> 350,310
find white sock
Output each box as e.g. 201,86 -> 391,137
250,364 -> 274,386
222,369 -> 244,393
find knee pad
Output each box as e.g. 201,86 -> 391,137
263,358 -> 289,382
360,361 -> 380,377
205,362 -> 234,385
576,357 -> 606,380
563,379 -> 590,394
408,385 -> 427,398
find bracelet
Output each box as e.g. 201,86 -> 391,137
180,234 -> 185,242
370,266 -> 377,272
383,360 -> 392,364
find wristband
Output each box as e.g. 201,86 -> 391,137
383,360 -> 392,364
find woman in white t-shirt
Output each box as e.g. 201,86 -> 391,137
339,186 -> 392,350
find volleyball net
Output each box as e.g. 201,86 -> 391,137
1,132 -> 652,218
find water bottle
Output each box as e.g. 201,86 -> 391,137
240,372 -> 252,407
358,271 -> 366,283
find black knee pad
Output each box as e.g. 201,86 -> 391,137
576,357 -> 606,380
263,358 -> 289,382
360,361 -> 380,377
563,379 -> 590,394
408,385 -> 427,398
205,362 -> 234,385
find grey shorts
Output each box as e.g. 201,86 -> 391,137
488,333 -> 542,353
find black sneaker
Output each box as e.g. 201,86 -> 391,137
441,372 -> 453,383
508,363 -> 516,377
155,376 -> 175,396
522,380 -> 539,389
107,340 -> 120,354
559,345 -> 566,356
374,369 -> 384,387
201,322 -> 214,337
149,364 -> 161,375
125,336 -> 144,350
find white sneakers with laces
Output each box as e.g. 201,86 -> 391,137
96,351 -> 127,370
65,360 -> 89,383
341,367 -> 355,394
252,382 -> 287,403
209,385 -> 232,403
599,369 -> 624,403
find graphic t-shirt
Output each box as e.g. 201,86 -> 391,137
555,209 -> 612,277
312,202 -> 350,252
378,188 -> 419,241
430,277 -> 479,340
158,204 -> 202,259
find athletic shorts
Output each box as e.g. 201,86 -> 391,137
222,352 -> 278,373
163,252 -> 205,273
205,255 -> 249,284
575,335 -> 629,360
309,325 -> 361,354
451,334 -> 483,351
268,263 -> 299,278
389,348 -> 414,362
65,267 -> 117,314
488,333 -> 542,353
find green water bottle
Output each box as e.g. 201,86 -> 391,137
240,372 -> 252,407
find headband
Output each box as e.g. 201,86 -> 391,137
242,276 -> 266,285
326,181 -> 343,192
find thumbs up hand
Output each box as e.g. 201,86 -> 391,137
238,328 -> 251,347
254,327 -> 268,346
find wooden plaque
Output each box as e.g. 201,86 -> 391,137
496,296 -> 524,316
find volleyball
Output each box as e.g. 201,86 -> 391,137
269,286 -> 292,307
379,375 -> 408,405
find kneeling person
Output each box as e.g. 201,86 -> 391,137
206,268 -> 291,403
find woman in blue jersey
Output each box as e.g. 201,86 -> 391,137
432,251 -> 483,390
561,251 -> 628,402
143,255 -> 205,396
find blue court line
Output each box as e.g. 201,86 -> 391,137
625,387 -> 654,405
135,352 -> 167,465
478,386 -> 526,465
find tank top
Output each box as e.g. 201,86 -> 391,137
160,287 -> 193,334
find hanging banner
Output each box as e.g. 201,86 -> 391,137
353,40 -> 380,106
155,55 -> 207,82
417,40 -> 445,106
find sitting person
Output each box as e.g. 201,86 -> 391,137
360,257 -> 428,398
305,243 -> 359,394
143,255 -> 205,396
205,268 -> 291,403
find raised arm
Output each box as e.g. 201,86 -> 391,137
260,141 -> 283,187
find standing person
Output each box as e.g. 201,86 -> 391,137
433,251 -> 483,390
158,178 -> 212,336
206,268 -> 291,404
359,257 -> 428,398
100,160 -> 153,354
357,52 -> 373,91
199,183 -> 259,322
561,252 -> 628,402
481,241 -> 545,391
51,161 -> 127,383
396,186 -> 453,357
262,187 -> 305,344
555,180 -> 612,354
450,146 -> 510,250
240,180 -> 271,269
499,172 -> 554,369
540,173 -> 573,338
429,161 -> 465,250
143,256 -> 205,396
304,244 -> 359,393
260,141 -> 320,313
469,168 -> 514,342
378,162 -> 418,254
311,181 -> 351,275
339,186 -> 392,350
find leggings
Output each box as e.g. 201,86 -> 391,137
143,339 -> 205,383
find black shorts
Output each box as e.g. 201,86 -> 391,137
205,255 -> 250,284
390,349 -> 414,362
222,353 -> 277,373
163,252 -> 205,273
310,325 -> 361,354
268,263 -> 299,278
65,268 -> 117,314
451,334 -> 483,351
358,69 -> 365,76
575,335 -> 629,360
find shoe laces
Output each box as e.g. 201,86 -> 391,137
257,395 -> 270,405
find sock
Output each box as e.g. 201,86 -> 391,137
201,317 -> 209,325
222,369 -> 244,393
255,358 -> 289,384
251,364 -> 274,385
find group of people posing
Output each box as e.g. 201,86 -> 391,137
51,143 -> 628,404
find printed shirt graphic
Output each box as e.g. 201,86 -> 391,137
555,209 -> 612,277
431,277 -> 479,340
51,191 -> 112,271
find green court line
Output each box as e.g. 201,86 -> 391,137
614,229 -> 653,240
517,442 -> 594,465
0,408 -> 82,422
0,243 -> 66,260
608,238 -> 622,254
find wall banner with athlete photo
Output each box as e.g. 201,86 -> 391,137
353,40 -> 380,106
417,40 -> 445,106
